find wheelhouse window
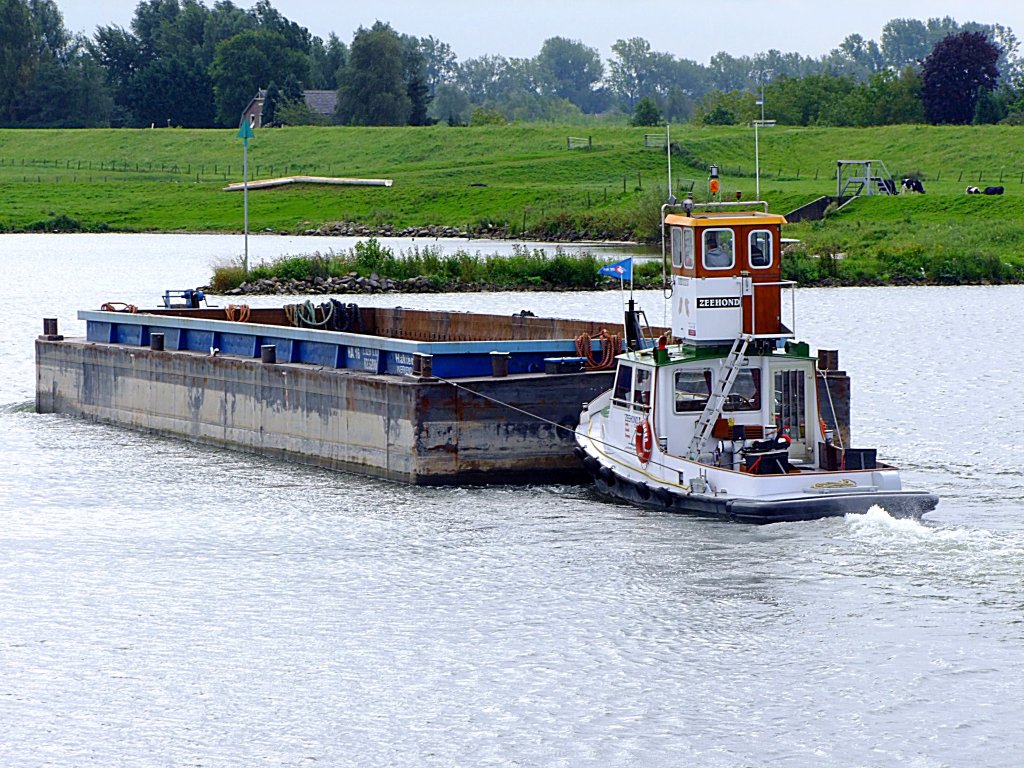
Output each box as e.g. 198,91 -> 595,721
723,368 -> 761,412
683,228 -> 694,269
674,369 -> 711,413
633,367 -> 652,409
749,230 -> 773,269
702,228 -> 734,270
612,364 -> 633,406
671,227 -> 683,268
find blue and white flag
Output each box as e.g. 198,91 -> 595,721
598,257 -> 632,281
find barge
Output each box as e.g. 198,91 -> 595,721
35,304 -> 637,485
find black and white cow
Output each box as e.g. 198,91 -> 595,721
901,178 -> 926,194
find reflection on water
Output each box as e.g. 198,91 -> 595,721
2,234 -> 1024,766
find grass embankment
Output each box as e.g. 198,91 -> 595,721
4,123 -> 1024,285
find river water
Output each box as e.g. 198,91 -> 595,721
1,234 -> 1022,767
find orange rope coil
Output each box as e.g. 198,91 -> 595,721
225,304 -> 251,322
575,329 -> 622,370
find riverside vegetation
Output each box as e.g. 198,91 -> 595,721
4,123 -> 1024,288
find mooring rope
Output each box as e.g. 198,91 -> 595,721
100,302 -> 138,313
574,329 -> 622,370
284,300 -> 334,328
434,374 -> 682,476
225,304 -> 251,322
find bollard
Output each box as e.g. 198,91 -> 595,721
150,332 -> 165,351
490,351 -> 510,378
39,317 -> 63,341
261,344 -> 277,364
817,349 -> 839,371
419,353 -> 433,378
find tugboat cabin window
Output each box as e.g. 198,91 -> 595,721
749,230 -> 773,269
633,368 -> 652,410
612,364 -> 633,406
703,228 -> 734,270
674,369 -> 711,412
670,227 -> 695,269
723,368 -> 761,412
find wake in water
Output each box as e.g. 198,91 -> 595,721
843,505 -> 1017,554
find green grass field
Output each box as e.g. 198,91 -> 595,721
2,123 -> 1024,283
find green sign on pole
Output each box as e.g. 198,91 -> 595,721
237,120 -> 255,273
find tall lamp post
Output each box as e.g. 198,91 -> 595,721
753,73 -> 771,201
237,119 -> 255,274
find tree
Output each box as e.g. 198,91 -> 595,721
631,96 -> 662,126
0,0 -> 35,120
308,32 -> 345,89
335,22 -> 410,125
209,28 -> 308,126
921,31 -> 1000,124
607,37 -> 652,109
419,35 -> 457,97
401,34 -> 431,125
535,36 -> 603,112
429,82 -> 470,125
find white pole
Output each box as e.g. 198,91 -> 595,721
666,123 -> 672,199
243,139 -> 249,275
754,120 -> 760,201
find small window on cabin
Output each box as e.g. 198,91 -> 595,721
683,228 -> 695,269
613,364 -> 633,405
702,228 -> 734,270
674,369 -> 711,413
671,226 -> 683,268
723,368 -> 761,412
633,368 -> 652,409
749,230 -> 772,269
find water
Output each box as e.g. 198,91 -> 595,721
2,234 -> 1023,766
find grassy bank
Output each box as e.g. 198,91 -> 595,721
211,239 -> 665,293
3,123 -> 1024,284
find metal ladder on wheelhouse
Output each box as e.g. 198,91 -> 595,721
687,334 -> 753,459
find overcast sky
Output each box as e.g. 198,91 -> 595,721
60,0 -> 1024,63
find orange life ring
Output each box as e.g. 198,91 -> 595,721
634,420 -> 653,464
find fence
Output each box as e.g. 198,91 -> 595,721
566,135 -> 592,150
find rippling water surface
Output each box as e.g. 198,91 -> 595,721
2,234 -> 1023,767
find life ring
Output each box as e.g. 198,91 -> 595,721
634,420 -> 653,464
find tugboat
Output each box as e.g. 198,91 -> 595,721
574,194 -> 938,523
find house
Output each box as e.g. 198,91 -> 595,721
240,89 -> 338,127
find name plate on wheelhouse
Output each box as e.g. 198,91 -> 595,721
674,276 -> 744,343
696,297 -> 742,309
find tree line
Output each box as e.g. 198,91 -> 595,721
1,0 -> 1022,129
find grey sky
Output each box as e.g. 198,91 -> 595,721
60,0 -> 1023,64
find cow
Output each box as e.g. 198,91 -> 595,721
984,186 -> 1004,195
901,178 -> 926,194
966,186 -> 982,194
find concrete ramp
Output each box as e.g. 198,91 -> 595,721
224,175 -> 393,191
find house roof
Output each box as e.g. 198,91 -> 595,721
303,90 -> 337,116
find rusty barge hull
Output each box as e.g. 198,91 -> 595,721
35,307 -> 622,485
